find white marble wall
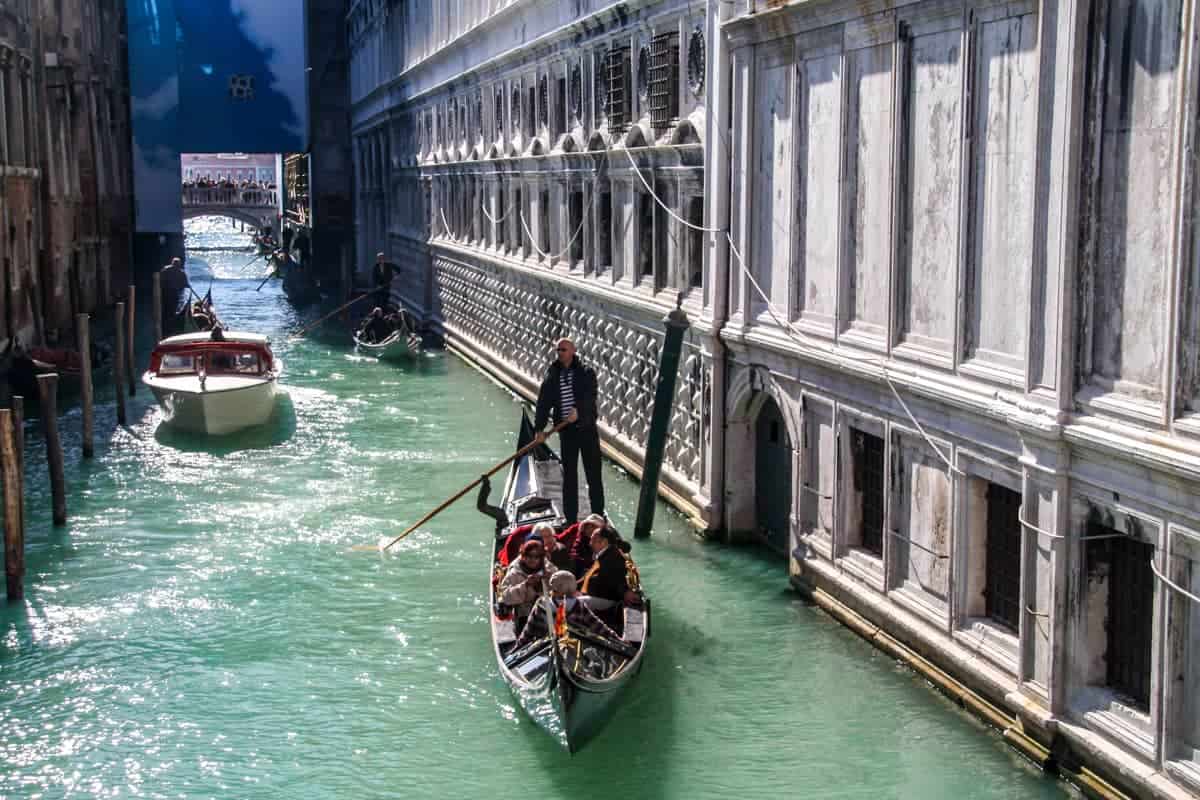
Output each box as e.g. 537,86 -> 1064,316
722,0 -> 1200,796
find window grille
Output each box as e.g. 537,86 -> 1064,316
606,45 -> 631,134
569,65 -> 582,121
687,27 -> 705,95
527,86 -> 536,138
597,189 -> 613,266
594,50 -> 607,121
854,430 -> 885,556
649,32 -> 680,131
984,483 -> 1022,631
494,88 -> 504,137
1090,528 -> 1155,711
539,76 -> 549,130
687,196 -> 704,289
555,77 -> 566,138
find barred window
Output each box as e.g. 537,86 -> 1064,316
648,32 -> 680,131
606,45 -> 632,134
538,75 -> 549,130
594,50 -> 608,121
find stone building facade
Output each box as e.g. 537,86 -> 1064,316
0,0 -> 132,353
351,1 -> 1200,796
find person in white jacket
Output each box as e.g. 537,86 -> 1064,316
498,538 -> 547,619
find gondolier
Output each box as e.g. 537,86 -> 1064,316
372,252 -> 396,308
159,257 -> 192,337
534,338 -> 604,524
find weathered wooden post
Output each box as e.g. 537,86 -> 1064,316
152,271 -> 163,342
36,375 -> 67,526
12,397 -> 24,537
77,314 -> 94,458
1,409 -> 24,600
115,301 -> 127,425
633,296 -> 691,539
126,285 -> 137,396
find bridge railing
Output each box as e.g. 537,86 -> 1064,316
181,187 -> 279,208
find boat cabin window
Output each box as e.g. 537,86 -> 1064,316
160,354 -> 199,375
208,350 -> 263,375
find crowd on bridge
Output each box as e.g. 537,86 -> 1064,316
181,177 -> 278,208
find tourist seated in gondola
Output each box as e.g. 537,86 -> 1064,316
532,522 -> 574,572
512,570 -> 630,652
384,307 -> 412,334
357,307 -> 394,344
499,538 -> 547,621
580,525 -> 637,613
559,513 -> 608,577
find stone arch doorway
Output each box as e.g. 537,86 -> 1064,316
754,395 -> 792,555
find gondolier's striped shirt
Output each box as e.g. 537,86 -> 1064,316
559,369 -> 576,419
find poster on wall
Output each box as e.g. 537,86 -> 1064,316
128,0 -> 183,234
175,0 -> 308,154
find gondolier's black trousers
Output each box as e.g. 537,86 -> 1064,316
560,424 -> 605,524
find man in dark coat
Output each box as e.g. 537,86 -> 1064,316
372,252 -> 396,308
533,337 -> 604,524
159,258 -> 191,336
579,525 -> 633,612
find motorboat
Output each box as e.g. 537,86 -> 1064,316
487,414 -> 649,753
143,330 -> 282,435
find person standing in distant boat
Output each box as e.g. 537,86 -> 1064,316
159,257 -> 191,337
533,337 -> 604,524
373,252 -> 396,309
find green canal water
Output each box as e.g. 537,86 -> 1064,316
0,219 -> 1072,798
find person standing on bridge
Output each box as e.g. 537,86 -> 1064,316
159,257 -> 192,337
534,338 -> 604,524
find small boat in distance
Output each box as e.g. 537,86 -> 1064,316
143,330 -> 282,435
487,414 -> 650,753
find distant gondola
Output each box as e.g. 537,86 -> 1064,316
353,329 -> 419,361
487,414 -> 649,753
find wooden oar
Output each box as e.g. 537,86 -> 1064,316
353,419 -> 570,552
288,293 -> 372,340
255,267 -> 277,292
238,253 -> 264,273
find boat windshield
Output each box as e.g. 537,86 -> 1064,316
208,350 -> 263,375
159,353 -> 199,375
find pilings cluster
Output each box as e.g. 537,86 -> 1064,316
3,292 -> 145,601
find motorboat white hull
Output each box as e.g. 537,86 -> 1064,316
146,375 -> 280,435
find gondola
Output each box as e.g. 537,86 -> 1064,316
487,414 -> 649,753
353,329 -> 419,361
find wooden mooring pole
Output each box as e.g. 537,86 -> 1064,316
633,297 -> 691,539
115,301 -> 127,425
1,409 -> 24,601
77,314 -> 94,458
12,397 -> 25,541
126,285 -> 137,396
36,374 -> 67,526
152,272 -> 163,343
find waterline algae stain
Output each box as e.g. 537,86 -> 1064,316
0,219 -> 1069,797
